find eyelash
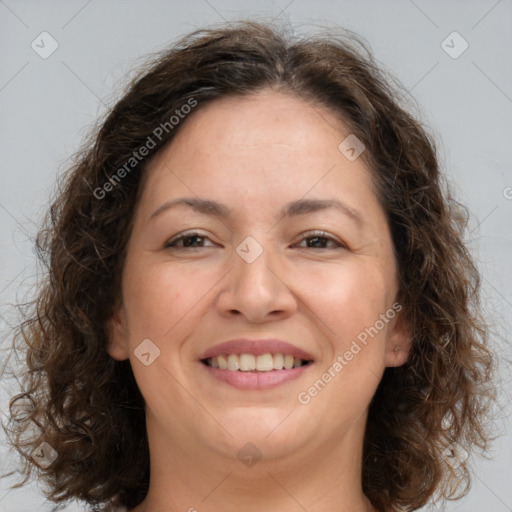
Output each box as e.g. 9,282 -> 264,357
165,230 -> 346,250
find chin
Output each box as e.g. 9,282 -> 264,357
207,408 -> 313,453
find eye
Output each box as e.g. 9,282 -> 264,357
164,230 -> 345,250
293,230 -> 346,249
164,231 -> 217,249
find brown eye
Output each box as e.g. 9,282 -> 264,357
165,231 -> 216,249
294,231 -> 346,249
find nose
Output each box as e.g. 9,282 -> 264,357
215,242 -> 297,323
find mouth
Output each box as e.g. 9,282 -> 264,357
201,353 -> 313,371
199,352 -> 315,391
198,338 -> 315,390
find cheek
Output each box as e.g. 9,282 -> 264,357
306,260 -> 395,341
120,260 -> 210,410
121,259 -> 217,341
300,264 -> 394,417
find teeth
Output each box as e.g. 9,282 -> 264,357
256,353 -> 274,371
239,354 -> 256,371
206,353 -> 308,371
227,354 -> 240,371
273,353 -> 284,370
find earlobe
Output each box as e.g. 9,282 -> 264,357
106,308 -> 130,361
385,314 -> 412,368
386,344 -> 410,367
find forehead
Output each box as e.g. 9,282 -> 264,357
167,90 -> 348,157
136,91 -> 375,225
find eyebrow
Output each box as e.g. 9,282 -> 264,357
149,197 -> 362,224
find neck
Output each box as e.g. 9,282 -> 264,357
129,412 -> 378,512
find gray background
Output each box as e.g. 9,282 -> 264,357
1,0 -> 511,511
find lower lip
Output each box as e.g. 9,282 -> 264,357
200,362 -> 313,390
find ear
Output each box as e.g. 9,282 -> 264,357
106,305 -> 130,361
384,310 -> 412,368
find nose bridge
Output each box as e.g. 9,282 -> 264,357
216,235 -> 295,320
233,235 -> 278,293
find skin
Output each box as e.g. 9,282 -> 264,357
108,89 -> 411,512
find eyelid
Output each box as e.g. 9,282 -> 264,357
164,229 -> 347,250
293,230 -> 347,249
164,230 -> 216,248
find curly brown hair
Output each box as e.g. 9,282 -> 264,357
3,20 -> 495,512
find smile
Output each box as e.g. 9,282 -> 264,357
202,353 -> 311,371
200,353 -> 314,391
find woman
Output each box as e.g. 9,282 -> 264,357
5,21 -> 495,512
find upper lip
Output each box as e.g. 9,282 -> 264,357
199,338 -> 314,361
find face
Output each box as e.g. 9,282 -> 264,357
108,89 -> 410,464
